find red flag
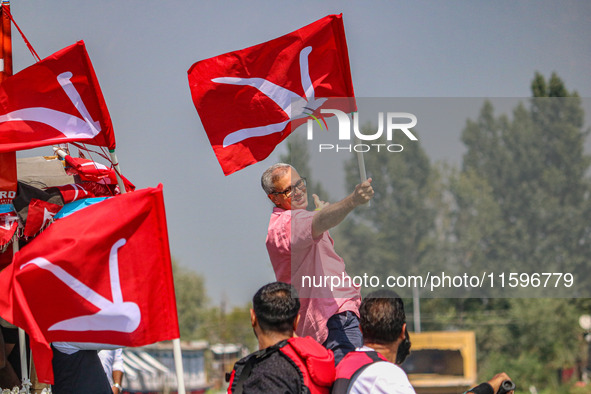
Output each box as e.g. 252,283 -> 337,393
0,5 -> 17,205
64,156 -> 135,192
188,14 -> 356,175
0,152 -> 16,204
22,199 -> 62,237
46,182 -> 115,204
0,41 -> 115,152
0,185 -> 179,383
0,210 -> 17,248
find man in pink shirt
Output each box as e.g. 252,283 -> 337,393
262,163 -> 374,364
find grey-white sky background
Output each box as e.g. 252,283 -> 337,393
10,1 -> 591,306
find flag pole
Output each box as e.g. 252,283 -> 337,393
0,0 -> 17,208
2,2 -> 31,392
109,148 -> 186,394
352,112 -> 371,207
172,338 -> 186,394
11,236 -> 32,393
109,149 -> 127,194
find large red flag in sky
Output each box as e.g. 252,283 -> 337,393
0,185 -> 178,383
188,14 -> 356,175
0,41 -> 116,152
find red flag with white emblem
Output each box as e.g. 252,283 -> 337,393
0,210 -> 17,248
0,184 -> 178,384
64,155 -> 135,192
22,198 -> 62,237
0,41 -> 115,152
188,14 -> 356,175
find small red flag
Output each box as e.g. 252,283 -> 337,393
0,185 -> 179,383
22,199 -> 62,237
188,14 -> 356,175
64,155 -> 135,192
0,41 -> 115,152
0,210 -> 17,248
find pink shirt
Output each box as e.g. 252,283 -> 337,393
266,207 -> 361,344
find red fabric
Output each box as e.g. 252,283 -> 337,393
0,211 -> 17,247
335,350 -> 387,378
22,199 -> 62,237
0,248 -> 11,271
333,350 -> 388,393
282,337 -> 335,393
0,185 -> 179,384
46,182 -> 116,203
64,156 -> 135,192
46,183 -> 95,204
0,41 -> 115,152
188,14 -> 356,175
0,152 -> 17,204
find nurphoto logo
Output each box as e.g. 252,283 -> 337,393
306,109 -> 418,153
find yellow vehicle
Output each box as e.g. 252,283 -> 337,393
402,331 -> 477,394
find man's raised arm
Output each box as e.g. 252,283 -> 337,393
311,178 -> 374,238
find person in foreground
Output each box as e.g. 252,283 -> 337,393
227,282 -> 335,394
98,348 -> 125,393
51,342 -> 111,393
262,163 -> 374,364
332,289 -> 514,394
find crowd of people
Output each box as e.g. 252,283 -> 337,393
229,281 -> 512,394
224,163 -> 514,393
2,162 -> 512,393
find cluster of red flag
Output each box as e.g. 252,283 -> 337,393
0,11 -> 358,385
0,38 -> 178,384
63,155 -> 135,193
0,185 -> 179,383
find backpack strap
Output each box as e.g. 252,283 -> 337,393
347,351 -> 384,391
333,351 -> 387,393
229,341 -> 287,394
232,355 -> 257,394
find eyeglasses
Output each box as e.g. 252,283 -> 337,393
271,178 -> 307,198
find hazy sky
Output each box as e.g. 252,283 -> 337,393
10,1 -> 591,306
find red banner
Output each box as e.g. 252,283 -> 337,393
188,14 -> 356,175
0,151 -> 16,204
64,155 -> 135,192
0,185 -> 178,383
0,41 -> 115,152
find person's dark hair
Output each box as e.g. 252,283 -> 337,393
359,289 -> 406,345
253,282 -> 300,334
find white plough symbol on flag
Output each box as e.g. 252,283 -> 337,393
0,215 -> 17,230
0,72 -> 101,139
213,46 -> 327,147
21,238 -> 141,333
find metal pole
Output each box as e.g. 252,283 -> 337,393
172,338 -> 186,394
412,286 -> 421,333
353,113 -> 371,208
12,236 -> 31,393
109,150 -> 127,194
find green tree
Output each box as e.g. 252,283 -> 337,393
195,303 -> 257,352
335,129 -> 439,303
172,260 -> 207,340
448,73 -> 591,389
459,73 -> 591,282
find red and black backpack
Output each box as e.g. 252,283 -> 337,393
331,350 -> 388,393
227,336 -> 335,394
